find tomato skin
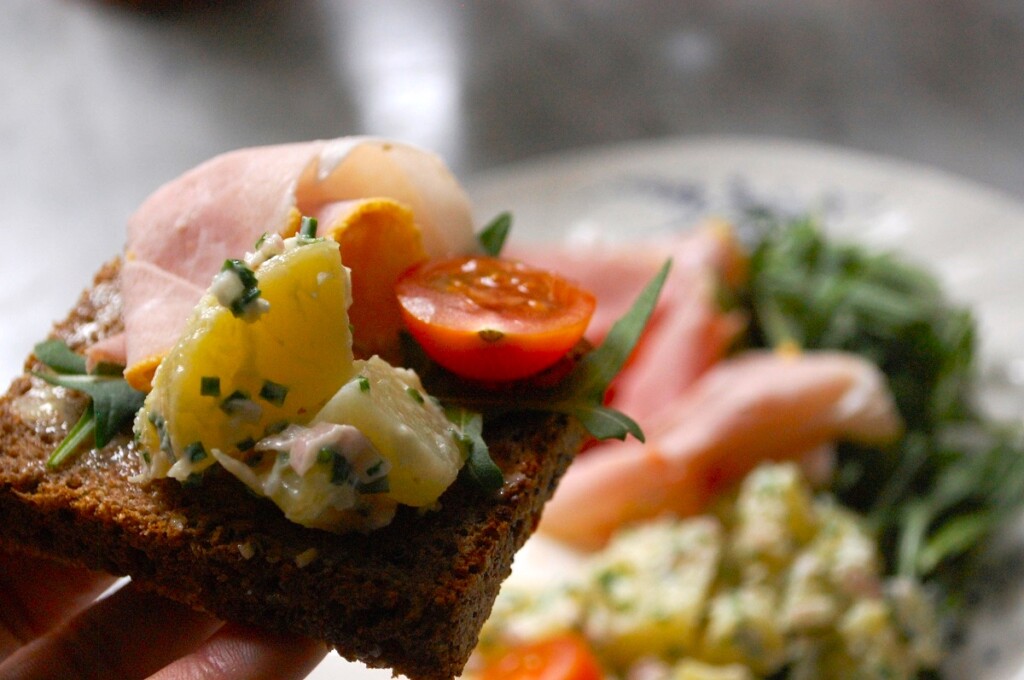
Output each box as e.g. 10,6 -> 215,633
479,634 -> 604,680
396,256 -> 596,381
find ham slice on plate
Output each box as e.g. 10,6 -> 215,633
538,350 -> 903,550
90,137 -> 476,390
509,222 -> 747,426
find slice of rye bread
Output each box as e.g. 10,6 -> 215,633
0,259 -> 588,680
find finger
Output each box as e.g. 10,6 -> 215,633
147,623 -> 328,680
0,550 -> 116,661
0,581 -> 222,680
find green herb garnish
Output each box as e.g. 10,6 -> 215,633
478,211 -> 512,256
299,215 -> 319,238
185,441 -> 208,463
32,339 -> 146,469
331,453 -> 352,485
406,386 -> 425,404
547,259 -> 670,441
200,376 -> 221,397
357,477 -> 390,494
742,215 -> 1024,611
34,338 -> 87,375
448,407 -> 503,493
264,420 -> 289,436
220,390 -> 254,415
478,329 -> 504,343
357,376 -> 370,393
221,259 -> 262,318
46,403 -> 97,469
259,380 -> 289,406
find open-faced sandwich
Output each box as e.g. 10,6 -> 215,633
0,138 -> 662,679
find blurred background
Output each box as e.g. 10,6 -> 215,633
2,0 -> 1024,375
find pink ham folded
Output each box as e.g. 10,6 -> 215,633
509,222 -> 747,427
89,138 -> 476,390
538,350 -> 903,550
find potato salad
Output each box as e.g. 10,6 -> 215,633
475,463 -> 942,679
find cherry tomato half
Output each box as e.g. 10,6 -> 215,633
395,256 -> 596,381
479,634 -> 604,680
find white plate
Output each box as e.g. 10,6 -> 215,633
468,136 -> 1024,680
313,136 -> 1024,678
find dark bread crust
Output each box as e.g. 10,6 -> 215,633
0,260 -> 587,680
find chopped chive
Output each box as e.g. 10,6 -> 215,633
141,450 -> 151,465
357,477 -> 390,494
357,376 -> 370,393
222,259 -> 258,289
366,460 -> 385,477
254,232 -> 269,249
46,403 -> 96,469
220,390 -> 251,414
236,436 -> 257,452
231,287 -> 262,317
331,454 -> 353,485
264,420 -> 289,436
185,441 -> 208,463
221,259 -> 263,318
299,216 -> 319,238
200,376 -> 221,397
317,447 -> 335,464
259,380 -> 289,406
406,387 -> 425,404
478,328 -> 504,343
148,410 -> 174,459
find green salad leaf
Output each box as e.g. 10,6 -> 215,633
741,215 -> 1024,608
477,211 -> 513,256
447,406 -> 504,493
33,338 -> 87,375
545,258 -> 671,442
32,339 -> 146,467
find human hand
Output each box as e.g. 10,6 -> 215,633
0,549 -> 328,680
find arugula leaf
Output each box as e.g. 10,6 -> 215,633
546,259 -> 671,441
46,403 -> 96,469
33,372 -> 145,448
447,406 -> 503,492
567,404 -> 644,443
478,212 -> 512,256
34,339 -> 87,374
31,339 -> 146,465
742,214 -> 1024,615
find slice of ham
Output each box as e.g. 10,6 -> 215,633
538,350 -> 903,550
90,137 -> 475,390
604,224 -> 747,423
509,222 -> 747,425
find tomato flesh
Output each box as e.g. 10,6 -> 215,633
479,634 -> 604,680
396,256 -> 596,381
